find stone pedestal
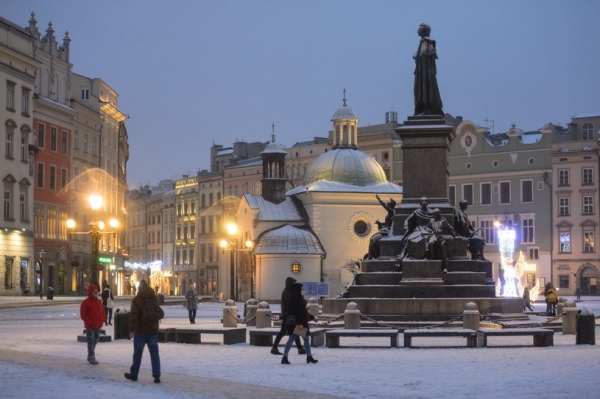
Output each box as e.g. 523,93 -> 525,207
393,115 -> 456,236
400,259 -> 444,285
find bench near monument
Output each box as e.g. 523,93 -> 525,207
476,328 -> 554,347
325,329 -> 400,348
403,328 -> 477,348
157,327 -> 246,345
248,327 -> 325,347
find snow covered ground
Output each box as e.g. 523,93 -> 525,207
0,296 -> 598,399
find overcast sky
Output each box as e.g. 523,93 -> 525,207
3,1 -> 600,188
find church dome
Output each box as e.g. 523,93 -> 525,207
331,104 -> 358,121
303,147 -> 388,187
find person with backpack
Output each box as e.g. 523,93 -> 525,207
125,280 -> 162,383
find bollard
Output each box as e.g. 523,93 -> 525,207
462,302 -> 480,331
557,298 -> 567,317
223,299 -> 238,327
255,301 -> 272,329
307,297 -> 319,319
344,302 -> 361,329
562,303 -> 577,335
245,299 -> 259,326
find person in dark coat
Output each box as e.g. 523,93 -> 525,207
185,284 -> 198,324
125,280 -> 161,383
101,281 -> 114,326
271,277 -> 305,355
80,283 -> 105,365
281,283 -> 318,365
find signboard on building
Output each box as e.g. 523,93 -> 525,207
302,282 -> 329,297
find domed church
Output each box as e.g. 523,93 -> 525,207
236,96 -> 402,301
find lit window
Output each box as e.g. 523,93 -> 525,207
584,231 -> 594,252
291,262 -> 302,274
559,231 -> 571,253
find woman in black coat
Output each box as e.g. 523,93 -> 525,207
281,283 -> 318,365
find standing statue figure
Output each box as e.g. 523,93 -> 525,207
454,200 -> 487,260
426,208 -> 456,272
413,23 -> 443,116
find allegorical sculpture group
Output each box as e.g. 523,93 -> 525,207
368,196 -> 487,268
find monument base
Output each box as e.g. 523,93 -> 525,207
322,297 -> 523,319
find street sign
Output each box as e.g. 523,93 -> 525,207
302,282 -> 329,297
98,256 -> 113,264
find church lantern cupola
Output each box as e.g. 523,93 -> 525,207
260,124 -> 287,204
331,88 -> 359,149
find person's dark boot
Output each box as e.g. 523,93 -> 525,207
298,348 -> 306,354
271,347 -> 282,355
307,356 -> 318,364
124,373 -> 137,381
281,356 -> 290,364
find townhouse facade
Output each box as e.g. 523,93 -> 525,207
0,16 -> 38,295
552,114 -> 600,295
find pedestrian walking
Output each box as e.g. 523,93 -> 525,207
125,280 -> 161,383
185,284 -> 198,324
281,282 -> 318,365
522,287 -> 534,312
576,286 -> 582,300
102,281 -> 115,326
271,277 -> 305,355
80,284 -> 105,365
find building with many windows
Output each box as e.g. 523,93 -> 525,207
449,120 -> 554,295
0,16 -> 38,295
552,114 -> 600,295
27,15 -> 76,296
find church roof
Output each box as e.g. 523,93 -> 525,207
287,180 -> 402,195
244,194 -> 306,222
301,147 -> 389,187
252,224 -> 325,255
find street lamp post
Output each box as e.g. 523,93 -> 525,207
220,220 -> 253,302
67,192 -> 119,289
39,249 -> 45,299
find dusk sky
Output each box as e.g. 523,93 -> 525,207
3,1 -> 600,188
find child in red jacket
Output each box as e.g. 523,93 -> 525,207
80,284 -> 106,364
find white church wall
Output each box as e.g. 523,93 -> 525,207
255,254 -> 321,302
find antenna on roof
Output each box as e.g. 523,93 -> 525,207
484,118 -> 495,134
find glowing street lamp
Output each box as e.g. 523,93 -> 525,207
67,193 -> 119,287
220,220 -> 253,301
